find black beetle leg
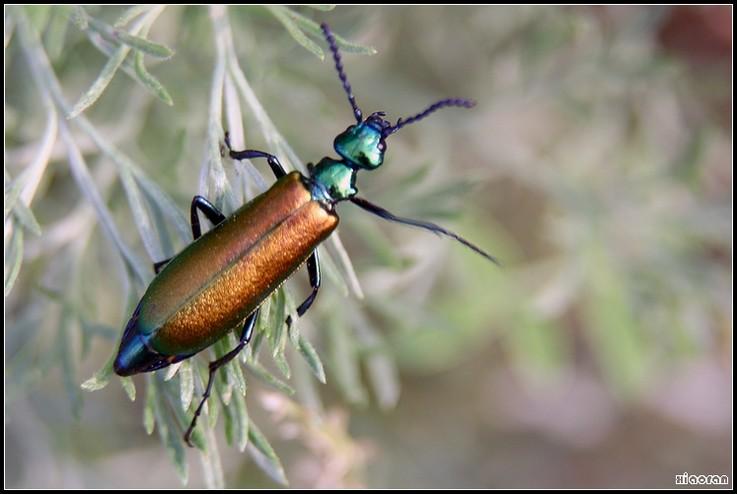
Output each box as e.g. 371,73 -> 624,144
190,195 -> 226,240
151,196 -> 226,274
153,259 -> 170,274
184,308 -> 260,447
224,132 -> 288,180
286,249 -> 321,331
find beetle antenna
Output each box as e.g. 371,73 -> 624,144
384,98 -> 476,137
350,196 -> 500,266
321,22 -> 363,123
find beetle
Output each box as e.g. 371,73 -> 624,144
113,23 -> 499,446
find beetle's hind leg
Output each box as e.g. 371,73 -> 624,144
286,249 -> 321,331
183,308 -> 259,447
152,196 -> 227,274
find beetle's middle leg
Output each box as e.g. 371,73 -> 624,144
152,196 -> 227,274
286,249 -> 322,330
184,308 -> 260,447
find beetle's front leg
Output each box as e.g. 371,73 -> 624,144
184,308 -> 260,447
152,196 -> 227,274
286,249 -> 321,330
224,131 -> 288,180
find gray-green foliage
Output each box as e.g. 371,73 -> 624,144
5,5 -> 390,487
6,5 -> 730,489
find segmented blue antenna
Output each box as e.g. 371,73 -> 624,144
385,98 -> 476,137
321,23 -> 363,123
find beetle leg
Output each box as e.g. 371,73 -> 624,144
184,308 -> 260,447
191,195 -> 226,240
286,249 -> 321,330
153,259 -> 170,274
224,131 -> 287,179
151,197 -> 227,274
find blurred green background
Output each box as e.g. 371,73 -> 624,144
5,5 -> 732,489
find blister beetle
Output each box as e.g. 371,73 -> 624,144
114,23 -> 499,445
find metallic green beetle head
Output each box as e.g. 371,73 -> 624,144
333,112 -> 390,170
317,22 -> 477,205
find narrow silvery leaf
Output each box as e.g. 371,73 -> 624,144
151,379 -> 189,483
68,6 -> 87,30
114,5 -> 153,28
284,8 -> 376,55
81,351 -> 115,391
328,318 -> 367,404
4,174 -> 23,219
129,12 -> 174,106
121,376 -> 136,401
43,6 -> 72,60
269,288 -> 286,357
134,173 -> 191,244
119,165 -> 163,263
353,310 -> 400,409
267,6 -> 324,60
58,309 -> 83,417
67,43 -> 129,119
24,5 -> 51,33
303,5 -> 335,11
164,361 -> 182,381
222,396 -> 235,446
112,29 -> 174,59
365,349 -> 400,410
165,414 -> 189,484
273,352 -> 291,380
68,6 -> 167,118
231,353 -> 247,396
134,50 -> 173,105
61,121 -> 150,285
12,200 -> 42,236
179,360 -> 194,410
245,361 -> 295,395
144,379 -> 156,434
296,333 -> 326,384
248,423 -> 288,486
84,14 -> 174,59
234,393 -> 249,452
4,225 -> 23,297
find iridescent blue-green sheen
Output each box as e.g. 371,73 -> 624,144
310,157 -> 357,202
334,122 -> 385,169
114,331 -> 149,373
